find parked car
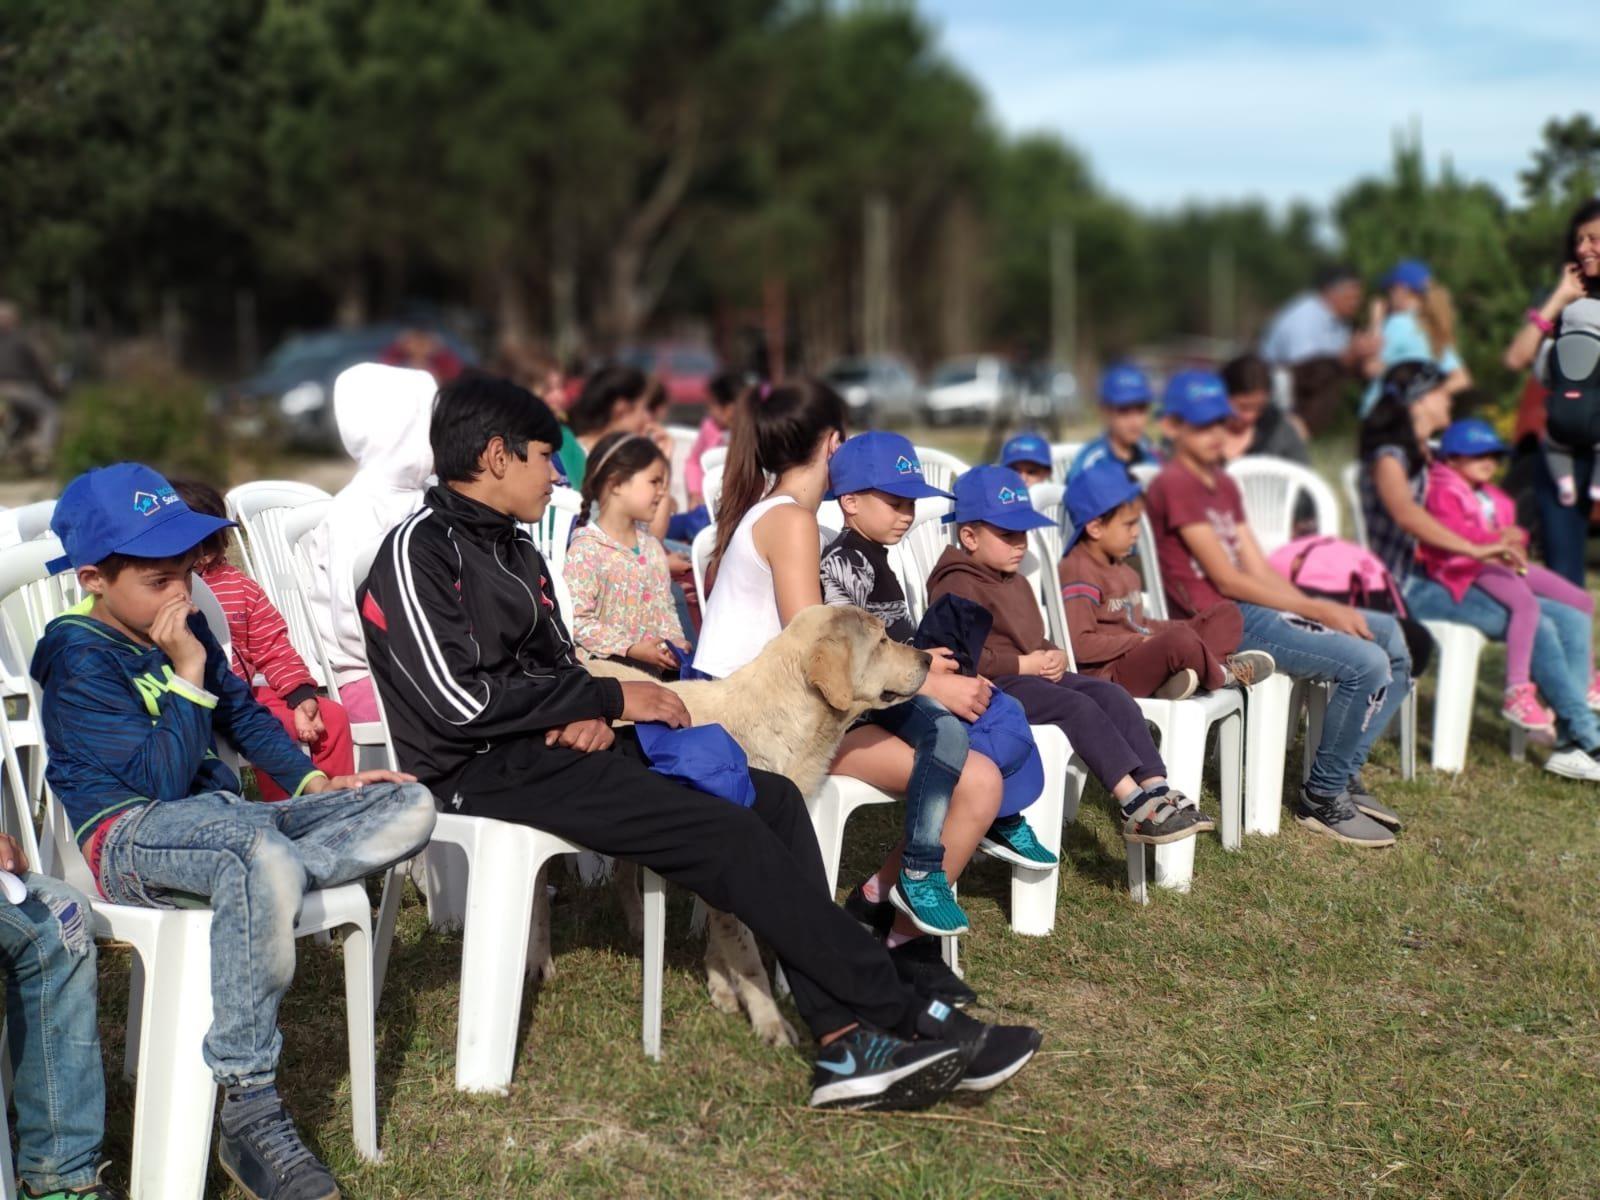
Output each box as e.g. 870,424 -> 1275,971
923,355 -> 1017,425
821,355 -> 921,426
214,323 -> 478,451
1018,361 -> 1080,423
619,341 -> 721,413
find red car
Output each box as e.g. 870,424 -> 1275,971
620,342 -> 721,410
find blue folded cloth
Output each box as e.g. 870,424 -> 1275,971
634,721 -> 756,808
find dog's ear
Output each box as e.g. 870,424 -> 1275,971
806,636 -> 856,711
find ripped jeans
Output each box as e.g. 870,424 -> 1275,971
858,695 -> 968,875
96,783 -> 436,1088
1238,603 -> 1411,799
0,874 -> 103,1192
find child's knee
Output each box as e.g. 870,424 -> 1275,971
955,751 -> 1003,812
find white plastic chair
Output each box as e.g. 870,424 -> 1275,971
224,481 -> 333,601
348,540 -> 666,1090
1,542 -> 385,1200
1027,483 -> 1067,565
911,447 -> 968,495
1227,456 -> 1341,554
1049,442 -> 1083,485
664,424 -> 697,511
1340,462 -> 1518,772
702,464 -> 725,520
700,445 -> 728,478
523,486 -> 583,628
1032,528 -> 1244,898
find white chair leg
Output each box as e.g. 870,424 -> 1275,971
129,920 -> 218,1200
1218,710 -> 1244,851
1508,726 -> 1527,763
1126,842 -> 1149,906
453,836 -> 539,1094
641,868 -> 665,1062
1424,621 -> 1486,773
1152,708 -> 1204,892
1008,727 -> 1067,936
1400,685 -> 1418,780
340,922 -> 380,1162
372,865 -> 404,1007
1243,674 -> 1294,835
803,785 -> 851,898
1302,685 -> 1329,785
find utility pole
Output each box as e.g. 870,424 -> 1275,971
862,194 -> 892,355
1210,242 -> 1236,341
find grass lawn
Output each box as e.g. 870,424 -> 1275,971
85,428 -> 1600,1197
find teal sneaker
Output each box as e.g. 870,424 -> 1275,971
889,869 -> 969,936
979,815 -> 1058,867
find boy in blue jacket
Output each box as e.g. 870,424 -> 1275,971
32,463 -> 437,1200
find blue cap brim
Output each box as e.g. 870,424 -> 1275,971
1167,400 -> 1232,427
828,479 -> 953,502
1100,395 -> 1153,409
965,508 -> 1055,532
1001,454 -> 1051,469
112,513 -> 236,565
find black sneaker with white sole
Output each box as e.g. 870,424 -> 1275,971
1346,777 -> 1402,830
913,999 -> 1042,1093
1294,787 -> 1396,848
887,936 -> 978,1008
808,1026 -> 968,1111
217,1086 -> 340,1200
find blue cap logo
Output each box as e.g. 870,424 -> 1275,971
997,486 -> 1017,503
895,454 -> 917,475
132,491 -> 160,516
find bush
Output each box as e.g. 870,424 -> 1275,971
57,357 -> 228,485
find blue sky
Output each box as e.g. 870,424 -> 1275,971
919,0 -> 1590,212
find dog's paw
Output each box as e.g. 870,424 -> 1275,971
528,953 -> 556,984
705,969 -> 741,1015
752,1010 -> 800,1049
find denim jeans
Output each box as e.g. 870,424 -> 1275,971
1404,573 -> 1600,749
95,782 -> 436,1088
1532,447 -> 1592,587
0,873 -> 103,1192
1238,603 -> 1411,797
860,694 -> 967,875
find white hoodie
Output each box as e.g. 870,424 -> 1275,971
305,362 -> 438,690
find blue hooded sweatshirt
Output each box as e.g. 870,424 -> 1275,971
31,600 -> 323,843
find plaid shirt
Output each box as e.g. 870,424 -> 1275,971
1359,445 -> 1425,582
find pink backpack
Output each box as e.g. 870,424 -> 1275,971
1268,535 -> 1407,616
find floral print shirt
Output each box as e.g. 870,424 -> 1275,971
564,521 -> 686,661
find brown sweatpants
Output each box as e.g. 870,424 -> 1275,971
1087,602 -> 1243,697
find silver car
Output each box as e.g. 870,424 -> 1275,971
923,355 -> 1016,426
821,355 -> 922,426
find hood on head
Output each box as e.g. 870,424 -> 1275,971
333,363 -> 438,490
926,544 -> 1008,589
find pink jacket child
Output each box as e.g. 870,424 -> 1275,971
1417,461 -> 1520,602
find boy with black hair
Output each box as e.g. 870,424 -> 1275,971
360,374 -> 1042,1111
1146,370 -> 1409,847
33,464 -> 438,1200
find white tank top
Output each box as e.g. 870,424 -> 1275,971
692,495 -> 799,679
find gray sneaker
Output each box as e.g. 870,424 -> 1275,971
1154,668 -> 1198,700
1294,787 -> 1396,848
1346,777 -> 1402,830
1225,650 -> 1276,688
217,1087 -> 340,1200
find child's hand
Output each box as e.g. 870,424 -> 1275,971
150,595 -> 207,683
925,672 -> 992,722
666,551 -> 692,575
0,832 -> 28,873
926,646 -> 961,675
1312,601 -> 1372,640
627,639 -> 681,673
306,769 -> 417,793
620,681 -> 692,728
1555,262 -> 1589,307
292,698 -> 325,744
544,718 -> 616,753
1018,650 -> 1053,677
1038,649 -> 1069,681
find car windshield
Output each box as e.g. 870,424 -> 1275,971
931,363 -> 978,387
258,333 -> 349,376
826,364 -> 873,384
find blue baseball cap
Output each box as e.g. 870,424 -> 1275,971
1099,364 -> 1154,408
1162,369 -> 1232,427
1438,418 -> 1507,458
943,465 -> 1053,532
827,431 -> 953,501
1381,259 -> 1431,293
47,463 -> 235,575
1064,459 -> 1143,554
1000,433 -> 1052,470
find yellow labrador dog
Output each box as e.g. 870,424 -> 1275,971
569,605 -> 930,1047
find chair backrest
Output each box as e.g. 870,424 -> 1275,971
913,447 -> 969,494
1028,528 -> 1077,670
663,424 -> 697,511
222,486 -> 334,689
349,540 -> 403,765
1049,442 -> 1082,484
226,480 -> 335,585
1132,510 -> 1169,620
700,445 -> 728,477
523,487 -> 582,626
690,523 -> 717,606
1226,456 -> 1341,555
702,464 -> 725,519
1027,482 -> 1067,565
1341,462 -> 1368,549
12,499 -> 56,544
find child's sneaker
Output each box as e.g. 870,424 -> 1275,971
887,936 -> 978,1008
1502,682 -> 1555,733
808,1025 -> 968,1110
1346,776 -> 1403,831
20,1168 -> 127,1200
1587,671 -> 1600,712
889,869 -> 969,936
1293,786 -> 1395,847
843,882 -> 895,936
217,1085 -> 340,1200
1153,668 -> 1198,700
1224,650 -> 1276,687
1120,786 -> 1206,844
979,815 -> 1059,867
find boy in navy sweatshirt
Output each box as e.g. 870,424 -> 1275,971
32,463 -> 436,1200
